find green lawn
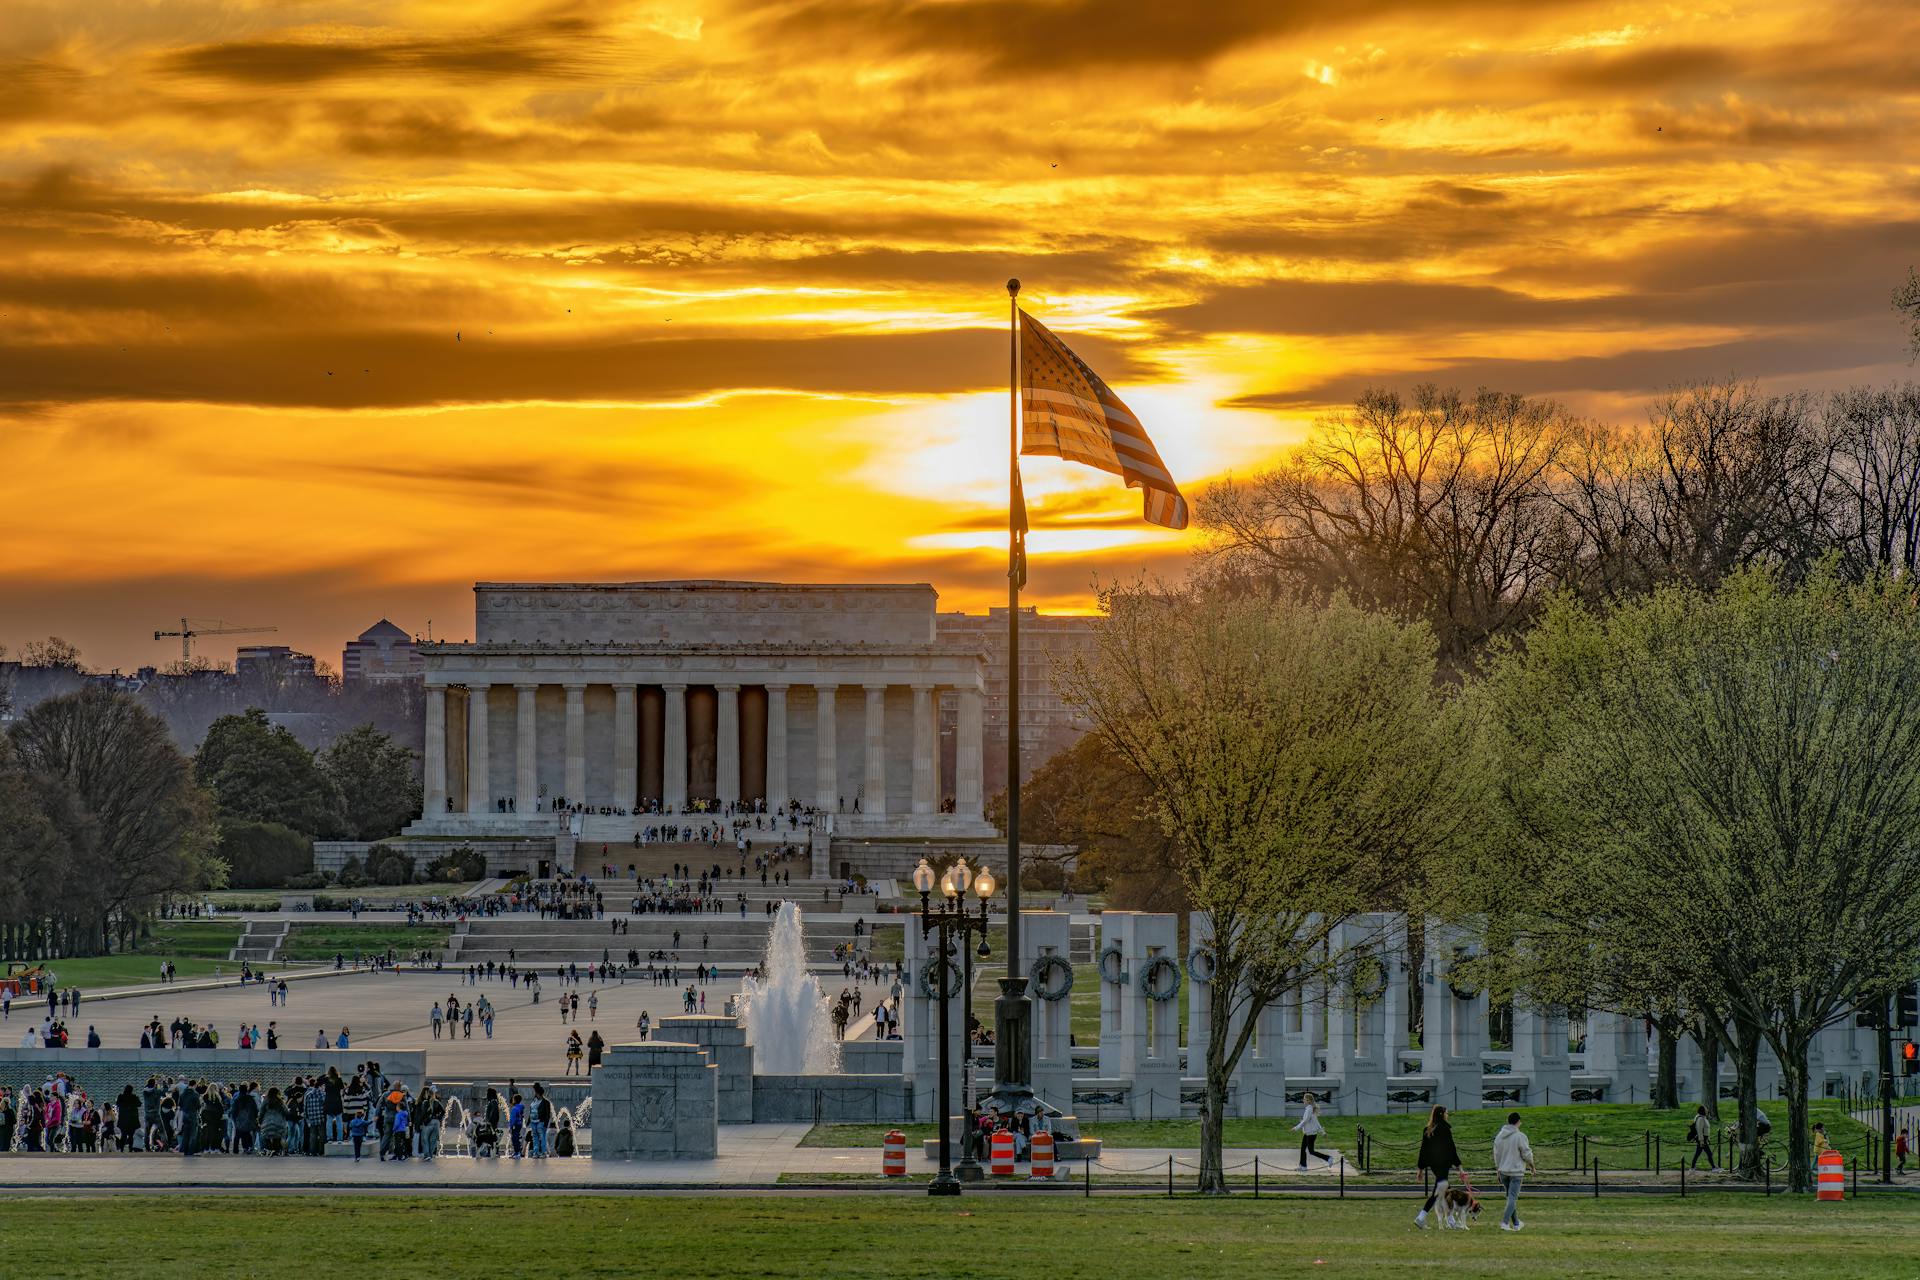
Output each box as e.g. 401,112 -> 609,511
204,880 -> 483,909
5,921 -> 244,991
802,1100 -> 1884,1171
280,923 -> 452,961
0,1194 -> 1909,1278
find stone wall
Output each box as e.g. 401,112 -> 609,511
750,1072 -> 911,1123
589,1041 -> 718,1161
653,1014 -> 753,1123
0,1048 -> 425,1101
314,839 -> 553,877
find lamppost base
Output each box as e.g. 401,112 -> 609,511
927,1173 -> 963,1197
956,1157 -> 985,1182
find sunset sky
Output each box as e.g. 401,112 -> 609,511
3,0 -> 1916,672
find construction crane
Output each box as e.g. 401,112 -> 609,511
152,618 -> 278,664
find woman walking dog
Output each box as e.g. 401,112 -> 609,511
1414,1104 -> 1465,1229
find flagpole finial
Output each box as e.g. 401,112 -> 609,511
1007,278 -> 1020,298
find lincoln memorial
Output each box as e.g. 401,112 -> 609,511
400,581 -> 998,872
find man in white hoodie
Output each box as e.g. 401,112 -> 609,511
1492,1111 -> 1537,1231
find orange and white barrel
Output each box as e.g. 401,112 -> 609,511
990,1130 -> 1016,1176
882,1129 -> 906,1177
1030,1131 -> 1055,1179
1816,1150 -> 1845,1201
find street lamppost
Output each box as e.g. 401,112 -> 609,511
914,855 -> 996,1197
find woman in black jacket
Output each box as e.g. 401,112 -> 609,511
1415,1104 -> 1464,1228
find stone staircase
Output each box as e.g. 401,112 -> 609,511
444,913 -> 894,972
230,919 -> 288,964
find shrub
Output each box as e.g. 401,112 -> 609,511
218,818 -> 315,889
428,844 -> 487,882
284,872 -> 328,890
336,856 -> 369,889
366,843 -> 415,886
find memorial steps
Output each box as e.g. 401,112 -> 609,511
445,914 -> 894,972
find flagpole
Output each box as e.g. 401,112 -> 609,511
986,275 -> 1033,1113
1006,277 -> 1022,981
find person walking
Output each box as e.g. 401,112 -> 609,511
1896,1126 -> 1910,1175
1292,1092 -> 1333,1169
1689,1105 -> 1720,1172
1414,1104 -> 1464,1229
1492,1111 -> 1536,1231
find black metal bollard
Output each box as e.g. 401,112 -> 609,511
1339,1154 -> 1345,1199
1680,1156 -> 1686,1198
1254,1155 -> 1259,1199
1765,1158 -> 1772,1196
1167,1154 -> 1173,1198
1084,1157 -> 1091,1198
1655,1133 -> 1661,1172
1593,1157 -> 1600,1198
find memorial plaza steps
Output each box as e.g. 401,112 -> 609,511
230,919 -> 288,964
444,915 -> 892,971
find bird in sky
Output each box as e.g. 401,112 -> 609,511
456,331 -> 462,341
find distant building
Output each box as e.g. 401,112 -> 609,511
235,645 -> 318,680
343,619 -> 423,684
936,606 -> 1100,797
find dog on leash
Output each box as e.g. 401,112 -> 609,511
1440,1186 -> 1482,1229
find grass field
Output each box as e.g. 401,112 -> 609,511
6,921 -> 244,991
6,921 -> 456,990
801,1100 -> 1884,1171
279,924 -> 453,961
203,880 -> 483,908
0,1194 -> 1908,1278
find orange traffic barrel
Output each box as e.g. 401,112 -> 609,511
1030,1130 -> 1055,1179
1816,1150 -> 1845,1202
882,1129 -> 906,1177
990,1130 -> 1016,1176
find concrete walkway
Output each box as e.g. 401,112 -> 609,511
0,1126 -> 1345,1188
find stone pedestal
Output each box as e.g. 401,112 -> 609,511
903,918 -> 963,1121
1097,912 -> 1180,1120
1510,1001 -> 1572,1106
1424,922 -> 1487,1111
1583,1009 -> 1650,1104
590,1041 -> 719,1161
655,1014 -> 753,1122
1020,911 -> 1074,1112
1326,915 -> 1391,1115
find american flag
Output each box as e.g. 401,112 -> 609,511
1019,309 -> 1189,530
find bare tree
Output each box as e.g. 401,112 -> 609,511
1200,385 -> 1577,671
1825,384 -> 1920,577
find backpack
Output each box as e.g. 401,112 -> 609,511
554,1124 -> 575,1157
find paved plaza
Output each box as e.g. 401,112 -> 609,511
41,967 -> 895,1082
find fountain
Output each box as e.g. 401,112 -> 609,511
737,902 -> 841,1075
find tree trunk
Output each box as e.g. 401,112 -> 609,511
1697,1023 -> 1722,1121
1198,981 -> 1241,1194
1782,1036 -> 1813,1195
1655,1020 -> 1680,1109
1732,1016 -> 1763,1180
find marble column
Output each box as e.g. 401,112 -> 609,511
814,683 -> 838,810
465,683 -> 491,813
564,684 -> 586,805
716,684 -> 741,806
515,683 -> 538,813
663,683 -> 688,811
956,686 -> 984,816
613,683 -> 638,812
862,684 -> 888,816
910,684 -> 936,815
424,685 -> 448,815
765,684 -> 789,805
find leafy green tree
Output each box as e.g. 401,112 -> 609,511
217,818 -> 315,889
1059,584 -> 1470,1193
1478,568 -> 1920,1191
320,724 -> 423,841
196,708 -> 345,838
990,733 -> 1180,910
